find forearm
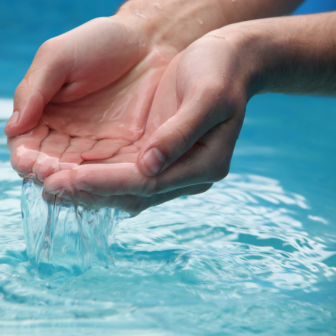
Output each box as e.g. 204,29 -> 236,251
240,12 -> 336,97
117,0 -> 304,51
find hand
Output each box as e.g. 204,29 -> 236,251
42,26 -> 252,215
6,0 -> 233,198
7,3 -> 312,215
57,13 -> 336,215
6,16 -> 177,183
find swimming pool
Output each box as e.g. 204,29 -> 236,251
1,1 -> 336,335
1,93 -> 335,335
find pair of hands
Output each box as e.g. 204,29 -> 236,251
5,14 -> 255,215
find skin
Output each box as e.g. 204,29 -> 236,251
6,17 -> 176,183
41,12 -> 336,215
6,0 -> 308,214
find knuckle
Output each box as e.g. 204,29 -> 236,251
37,40 -> 53,56
37,38 -> 65,68
38,38 -> 56,54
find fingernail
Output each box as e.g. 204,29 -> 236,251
142,147 -> 165,175
8,111 -> 20,126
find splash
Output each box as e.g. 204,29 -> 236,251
21,174 -> 129,274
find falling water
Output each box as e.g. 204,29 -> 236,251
21,174 -> 129,275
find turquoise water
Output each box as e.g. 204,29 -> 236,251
0,94 -> 335,335
1,0 -> 336,334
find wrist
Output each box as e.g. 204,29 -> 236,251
203,23 -> 270,101
208,20 -> 287,99
116,0 -> 304,52
116,0 -> 227,51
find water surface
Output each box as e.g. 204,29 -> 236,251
0,94 -> 335,335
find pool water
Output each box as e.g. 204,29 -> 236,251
0,93 -> 335,335
21,176 -> 129,273
1,0 -> 336,334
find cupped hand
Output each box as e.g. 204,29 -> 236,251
6,16 -> 177,183
43,26 -> 255,215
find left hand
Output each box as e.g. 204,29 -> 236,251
6,16 -> 177,182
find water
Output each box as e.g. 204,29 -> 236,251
21,175 -> 129,274
0,93 -> 336,335
1,0 -> 336,334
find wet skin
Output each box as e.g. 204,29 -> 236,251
14,34 -> 246,214
5,18 -> 178,211
6,17 -> 214,214
5,1 -> 306,215
7,5 -> 335,214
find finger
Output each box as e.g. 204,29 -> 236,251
32,130 -> 71,182
141,53 -> 183,135
124,183 -> 212,215
59,137 -> 97,170
4,38 -> 70,137
50,18 -> 147,103
46,180 -> 212,216
44,162 -> 154,197
82,152 -> 138,165
44,117 -> 242,197
114,144 -> 140,154
7,125 -> 49,177
105,183 -> 212,215
81,139 -> 130,161
136,75 -> 231,178
152,117 -> 243,194
137,42 -> 245,178
81,144 -> 140,164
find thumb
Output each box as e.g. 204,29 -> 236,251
5,40 -> 69,137
137,99 -> 226,177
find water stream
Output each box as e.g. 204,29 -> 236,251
21,175 -> 129,275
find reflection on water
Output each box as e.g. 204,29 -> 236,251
0,160 -> 335,335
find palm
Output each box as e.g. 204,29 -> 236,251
39,36 -> 243,214
8,18 -> 176,182
39,51 -> 215,214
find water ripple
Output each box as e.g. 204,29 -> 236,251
0,162 -> 335,335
